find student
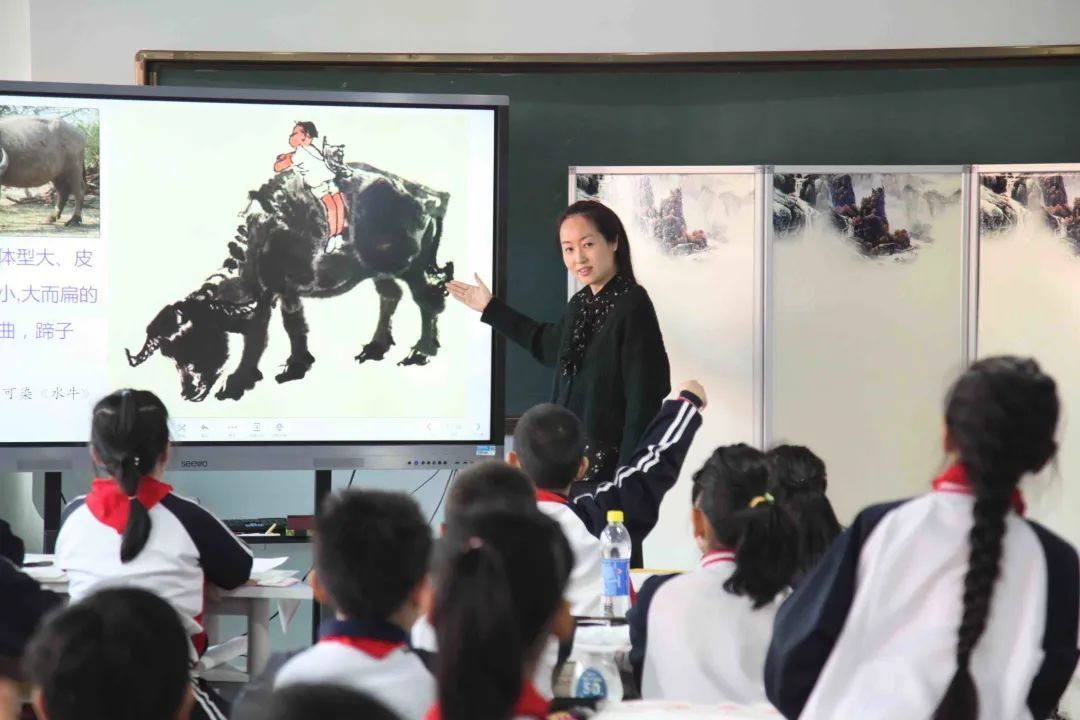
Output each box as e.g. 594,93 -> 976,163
766,445 -> 842,581
0,553 -> 62,662
412,460 -> 537,651
442,460 -> 538,525
409,462 -> 565,698
427,508 -> 576,720
629,444 -> 797,703
765,356 -> 1080,720
23,587 -> 195,720
56,389 -> 253,658
0,518 -> 23,565
510,379 -> 706,599
274,489 -> 434,719
0,519 -> 62,662
248,683 -> 402,720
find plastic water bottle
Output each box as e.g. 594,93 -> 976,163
600,510 -> 632,618
570,646 -> 624,705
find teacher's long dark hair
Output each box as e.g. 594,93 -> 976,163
559,200 -> 637,284
432,509 -> 573,720
90,389 -> 170,563
933,357 -> 1059,720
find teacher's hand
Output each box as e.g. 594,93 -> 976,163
447,274 -> 492,313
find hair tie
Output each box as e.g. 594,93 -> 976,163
465,537 -> 484,551
749,492 -> 774,509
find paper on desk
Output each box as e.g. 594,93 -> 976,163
278,599 -> 301,633
22,565 -> 67,582
195,636 -> 248,672
23,553 -> 53,565
252,569 -> 299,587
251,557 -> 289,574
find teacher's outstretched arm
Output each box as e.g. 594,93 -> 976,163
448,274 -> 565,368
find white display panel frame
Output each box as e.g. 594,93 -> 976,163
765,164 -> 970,522
972,162 -> 1080,549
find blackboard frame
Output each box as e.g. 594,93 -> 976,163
136,46 -> 1080,84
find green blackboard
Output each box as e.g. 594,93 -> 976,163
148,58 -> 1080,417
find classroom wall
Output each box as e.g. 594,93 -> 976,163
21,0 -> 1080,85
3,3 -> 1080,654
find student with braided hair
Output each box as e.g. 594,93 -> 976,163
765,357 -> 1080,719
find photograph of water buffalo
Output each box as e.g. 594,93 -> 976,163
0,105 -> 99,236
125,120 -> 456,403
772,172 -> 960,258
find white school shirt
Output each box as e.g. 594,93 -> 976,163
57,480 -> 253,643
766,483 -> 1080,720
536,491 -> 603,617
277,619 -> 435,720
642,550 -> 781,704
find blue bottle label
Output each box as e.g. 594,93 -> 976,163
574,667 -> 608,699
602,557 -> 630,596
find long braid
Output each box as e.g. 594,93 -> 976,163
955,487 -> 1010,668
933,357 -> 1059,720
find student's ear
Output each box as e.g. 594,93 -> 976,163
690,507 -> 711,552
155,444 -> 171,475
411,575 -> 433,616
308,568 -> 331,605
506,451 -> 521,469
575,456 -> 589,483
30,688 -> 48,720
551,599 -> 574,643
88,446 -> 102,468
942,422 -> 955,455
175,684 -> 195,720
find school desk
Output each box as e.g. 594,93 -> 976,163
29,559 -> 312,682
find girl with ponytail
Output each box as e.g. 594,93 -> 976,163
766,445 -> 842,580
427,508 -> 575,720
765,357 -> 1080,720
630,444 -> 798,704
56,388 -> 252,720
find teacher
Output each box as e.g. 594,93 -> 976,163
449,200 -> 671,492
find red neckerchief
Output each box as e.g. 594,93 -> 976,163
424,682 -> 549,720
320,636 -> 405,659
931,463 -> 1026,516
700,549 -> 736,569
535,489 -> 569,505
85,477 -> 174,532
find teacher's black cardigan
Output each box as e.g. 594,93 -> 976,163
482,281 -> 671,481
